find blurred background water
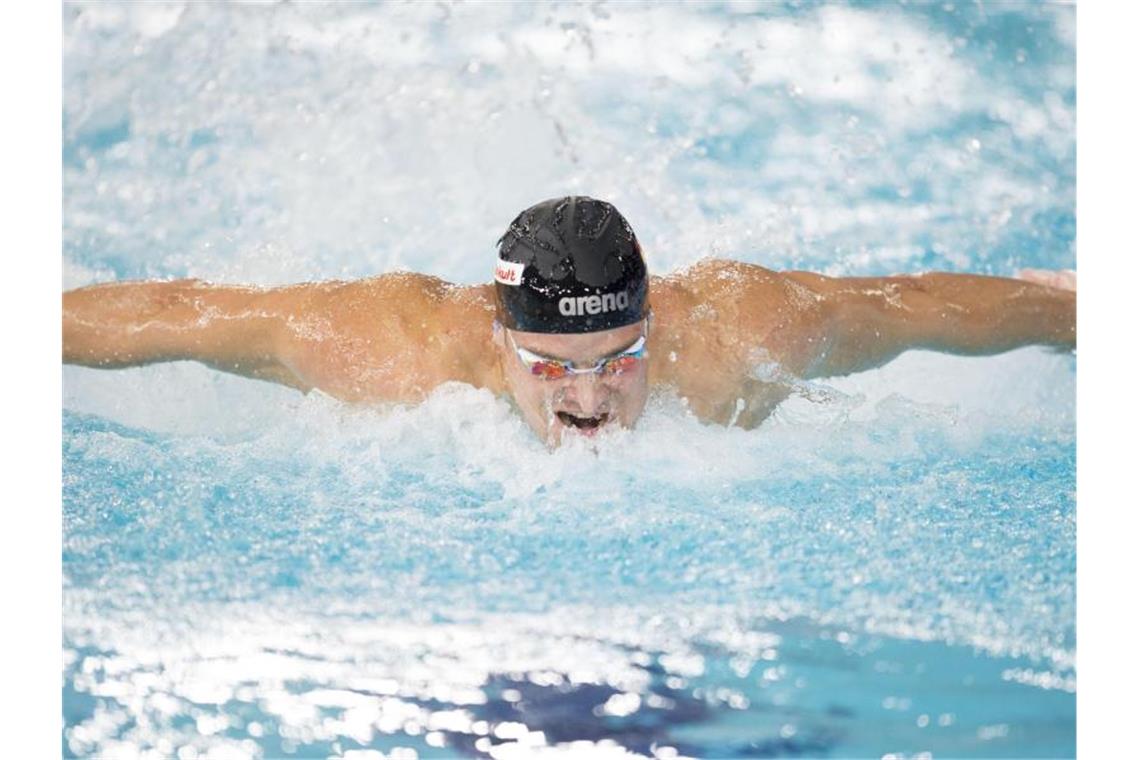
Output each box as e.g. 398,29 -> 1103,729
63,2 -> 1075,758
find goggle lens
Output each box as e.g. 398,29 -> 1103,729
508,322 -> 648,381
601,355 -> 639,375
531,360 -> 570,380
527,354 -> 637,379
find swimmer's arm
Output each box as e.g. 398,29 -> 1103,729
62,279 -> 312,390
780,270 -> 1076,378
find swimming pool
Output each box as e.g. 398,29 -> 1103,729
63,2 -> 1075,758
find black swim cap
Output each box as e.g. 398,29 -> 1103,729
494,196 -> 648,334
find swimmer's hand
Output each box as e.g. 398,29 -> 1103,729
1013,269 -> 1077,355
1015,268 -> 1076,292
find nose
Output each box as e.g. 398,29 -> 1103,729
565,371 -> 610,415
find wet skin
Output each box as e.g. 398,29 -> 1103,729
63,260 -> 1076,440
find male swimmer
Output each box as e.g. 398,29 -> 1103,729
64,196 -> 1075,446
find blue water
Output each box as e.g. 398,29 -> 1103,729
64,2 -> 1074,758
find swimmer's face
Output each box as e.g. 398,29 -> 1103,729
494,320 -> 651,446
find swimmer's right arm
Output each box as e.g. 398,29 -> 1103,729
63,274 -> 493,400
62,279 -> 312,390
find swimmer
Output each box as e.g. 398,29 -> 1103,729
63,196 -> 1076,446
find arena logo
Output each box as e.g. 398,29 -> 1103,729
558,291 -> 630,317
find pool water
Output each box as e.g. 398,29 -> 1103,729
63,2 -> 1075,758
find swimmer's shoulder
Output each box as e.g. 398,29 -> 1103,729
301,273 -> 494,324
649,258 -> 796,326
271,274 -> 498,397
329,274 -> 497,360
649,258 -> 829,374
651,258 -> 783,299
648,259 -> 784,381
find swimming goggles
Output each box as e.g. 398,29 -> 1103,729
506,319 -> 649,380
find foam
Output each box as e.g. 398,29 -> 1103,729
64,345 -> 1074,671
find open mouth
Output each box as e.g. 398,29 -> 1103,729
556,411 -> 610,431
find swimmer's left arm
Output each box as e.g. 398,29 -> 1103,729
777,270 -> 1076,378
